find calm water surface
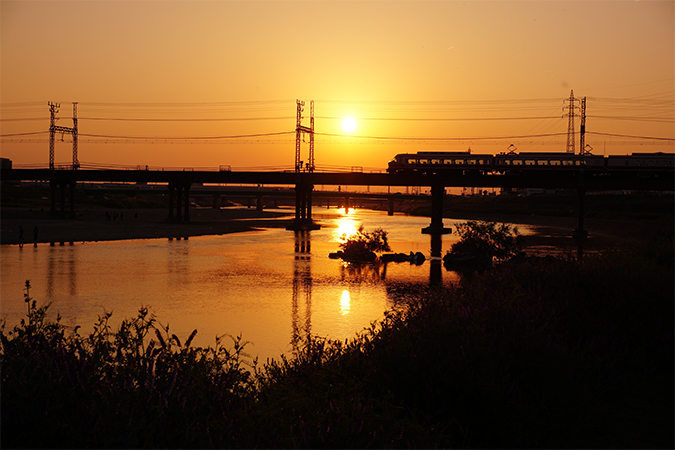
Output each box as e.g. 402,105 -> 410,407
1,208 -> 530,363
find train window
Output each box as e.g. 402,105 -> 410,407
563,160 -> 574,166
419,159 -> 429,164
537,160 -> 548,166
550,160 -> 560,166
431,159 -> 440,165
512,160 -> 522,166
443,159 -> 453,164
455,159 -> 464,165
467,160 -> 476,165
525,160 -> 535,165
502,159 -> 511,165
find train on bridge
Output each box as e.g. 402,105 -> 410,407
387,151 -> 674,177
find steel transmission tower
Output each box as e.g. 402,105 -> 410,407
295,100 -> 314,172
563,90 -> 580,154
48,102 -> 79,169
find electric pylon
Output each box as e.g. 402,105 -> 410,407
295,99 -> 314,172
48,102 -> 79,169
563,90 -> 580,154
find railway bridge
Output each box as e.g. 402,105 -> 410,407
2,167 -> 673,240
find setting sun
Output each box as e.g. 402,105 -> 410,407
342,117 -> 357,133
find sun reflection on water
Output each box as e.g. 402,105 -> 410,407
340,290 -> 351,315
333,212 -> 360,242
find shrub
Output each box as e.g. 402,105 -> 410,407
339,226 -> 391,261
449,220 -> 523,262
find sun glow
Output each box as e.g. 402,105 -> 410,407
340,290 -> 351,316
333,215 -> 358,242
341,117 -> 357,133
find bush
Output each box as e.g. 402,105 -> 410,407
449,220 -> 523,262
339,226 -> 391,261
1,282 -> 254,448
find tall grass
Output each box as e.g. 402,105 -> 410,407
2,244 -> 673,448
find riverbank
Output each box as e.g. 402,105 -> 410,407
3,204 -> 671,258
0,206 -> 293,245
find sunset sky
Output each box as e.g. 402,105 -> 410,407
1,0 -> 673,171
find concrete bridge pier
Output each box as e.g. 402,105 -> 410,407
572,175 -> 588,261
212,194 -> 221,209
422,184 -> 452,235
256,194 -> 264,211
287,181 -> 320,231
183,183 -> 191,221
388,197 -> 395,216
168,182 -> 191,222
572,186 -> 588,240
50,179 -> 76,218
342,196 -> 351,213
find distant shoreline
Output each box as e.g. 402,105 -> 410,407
1,205 -> 670,254
0,206 -> 293,246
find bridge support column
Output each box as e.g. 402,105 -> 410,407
212,194 -> 221,209
59,182 -> 67,216
422,184 -> 452,235
183,183 -> 191,222
572,171 -> 588,261
168,183 -> 175,220
50,179 -> 57,213
256,194 -> 264,211
572,186 -> 587,240
69,182 -> 76,218
388,197 -> 394,216
287,181 -> 320,231
343,196 -> 350,213
175,184 -> 183,222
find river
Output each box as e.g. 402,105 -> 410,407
1,208 -> 531,363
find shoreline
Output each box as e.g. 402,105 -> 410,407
2,205 -> 670,254
0,206 -> 294,246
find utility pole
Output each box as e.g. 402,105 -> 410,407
48,102 -> 58,170
72,102 -> 79,168
295,99 -> 314,172
563,90 -> 579,154
48,102 -> 79,169
579,96 -> 591,155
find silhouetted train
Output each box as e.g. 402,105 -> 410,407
387,151 -> 674,176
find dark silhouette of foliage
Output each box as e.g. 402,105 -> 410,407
449,220 -> 523,262
339,226 -> 391,261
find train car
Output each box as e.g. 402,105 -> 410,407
493,152 -> 605,175
387,151 -> 494,174
606,152 -> 675,177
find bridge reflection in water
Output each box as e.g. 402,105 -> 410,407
289,228 -> 448,352
291,231 -> 313,351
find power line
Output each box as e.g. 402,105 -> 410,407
315,132 -> 569,141
79,116 -> 294,122
316,115 -> 563,121
78,131 -> 295,140
587,131 -> 675,141
0,131 -> 47,137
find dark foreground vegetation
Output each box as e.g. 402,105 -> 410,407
2,234 -> 673,448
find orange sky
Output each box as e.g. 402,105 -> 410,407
1,0 -> 673,170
